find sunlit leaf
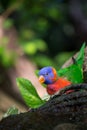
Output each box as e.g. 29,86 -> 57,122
16,78 -> 45,108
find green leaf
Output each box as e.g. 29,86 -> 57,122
3,106 -> 19,118
57,43 -> 85,83
16,78 -> 45,108
76,42 -> 86,67
58,64 -> 83,83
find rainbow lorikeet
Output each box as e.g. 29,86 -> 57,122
39,66 -> 71,95
38,43 -> 85,95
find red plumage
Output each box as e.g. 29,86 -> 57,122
47,78 -> 71,95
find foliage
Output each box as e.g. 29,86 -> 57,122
55,52 -> 74,68
3,19 -> 13,29
33,54 -> 57,68
0,37 -> 16,67
1,0 -> 83,69
3,106 -> 19,118
58,43 -> 85,83
22,39 -> 47,55
16,78 -> 45,108
1,0 -> 86,69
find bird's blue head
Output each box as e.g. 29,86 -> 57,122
38,66 -> 58,84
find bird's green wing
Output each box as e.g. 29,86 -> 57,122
57,43 -> 85,83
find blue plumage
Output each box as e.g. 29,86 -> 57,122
39,66 -> 55,84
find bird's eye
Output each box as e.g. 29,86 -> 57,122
45,73 -> 49,76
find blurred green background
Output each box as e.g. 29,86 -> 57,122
0,0 -> 87,69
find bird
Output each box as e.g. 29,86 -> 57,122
38,66 -> 71,95
38,43 -> 85,95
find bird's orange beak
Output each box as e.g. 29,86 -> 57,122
39,75 -> 45,84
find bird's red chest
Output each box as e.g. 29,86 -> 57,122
47,78 -> 71,95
